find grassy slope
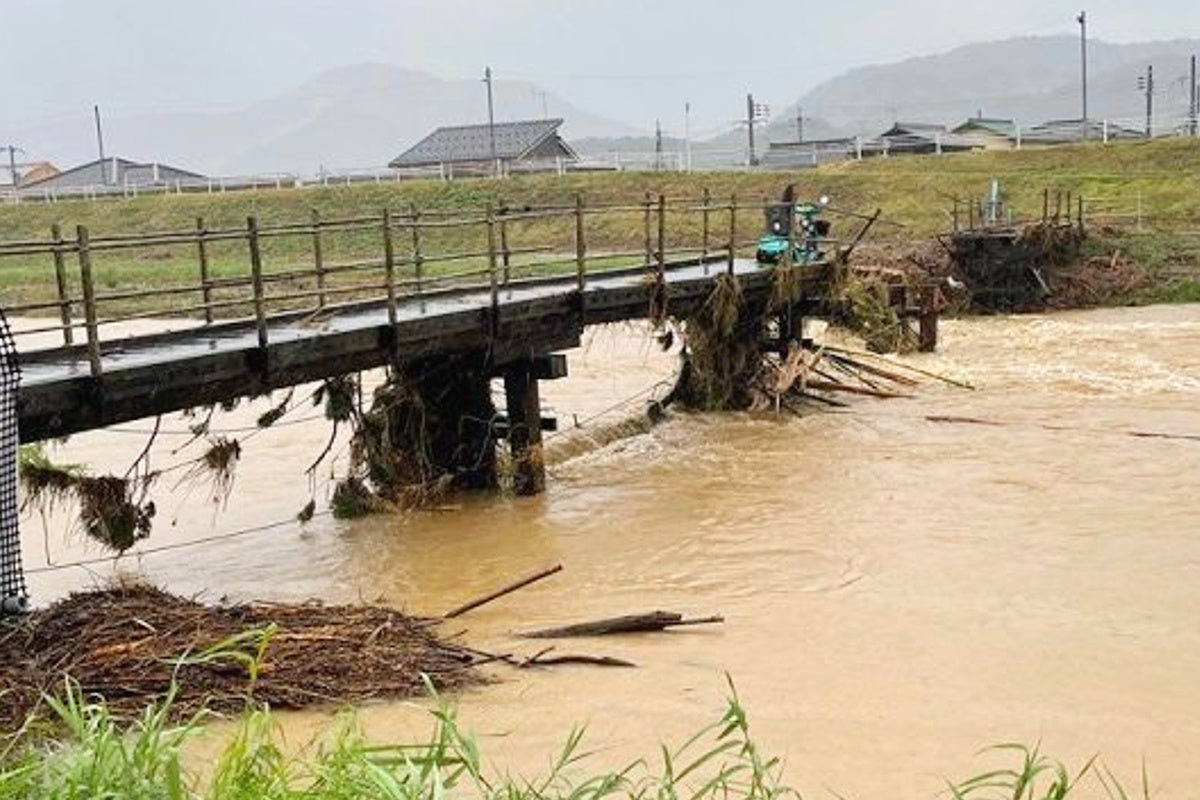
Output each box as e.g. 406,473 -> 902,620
2,138 -> 1198,306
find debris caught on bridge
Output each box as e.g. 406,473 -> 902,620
18,445 -> 156,554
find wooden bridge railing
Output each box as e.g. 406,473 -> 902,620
0,194 -> 852,376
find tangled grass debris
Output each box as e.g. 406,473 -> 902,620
0,584 -> 480,729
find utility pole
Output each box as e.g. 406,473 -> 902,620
1137,65 -> 1154,138
2,145 -> 23,189
684,102 -> 693,172
746,94 -> 757,166
483,67 -> 498,177
745,94 -> 768,166
654,119 -> 663,172
1190,55 -> 1197,137
796,107 -> 804,142
94,104 -> 107,184
1077,11 -> 1088,140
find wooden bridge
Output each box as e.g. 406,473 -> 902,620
3,194 -> 843,494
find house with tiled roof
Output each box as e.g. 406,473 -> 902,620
388,118 -> 578,175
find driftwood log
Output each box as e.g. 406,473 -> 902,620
520,611 -> 724,639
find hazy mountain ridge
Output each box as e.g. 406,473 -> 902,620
6,37 -> 1199,178
1,64 -> 638,176
797,36 -> 1200,132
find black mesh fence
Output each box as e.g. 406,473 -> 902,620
0,308 -> 27,614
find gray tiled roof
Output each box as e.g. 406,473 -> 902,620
389,118 -> 571,167
21,157 -> 206,190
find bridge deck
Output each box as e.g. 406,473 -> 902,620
17,258 -> 830,442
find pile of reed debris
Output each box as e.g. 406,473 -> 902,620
0,584 -> 480,727
0,567 -> 725,729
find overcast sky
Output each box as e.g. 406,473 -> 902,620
2,0 -> 1197,134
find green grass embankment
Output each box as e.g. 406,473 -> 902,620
2,137 -> 1198,310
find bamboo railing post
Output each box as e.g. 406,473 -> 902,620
656,193 -> 666,269
643,192 -> 653,266
701,187 -> 711,272
727,194 -> 737,275
384,209 -> 398,331
382,208 -> 398,328
195,216 -> 213,324
246,216 -> 268,350
486,204 -> 499,329
410,204 -> 425,311
499,201 -> 511,286
574,193 -> 586,292
310,208 -> 327,309
75,225 -> 102,377
50,223 -> 73,345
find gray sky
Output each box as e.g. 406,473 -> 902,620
1,0 -> 1197,134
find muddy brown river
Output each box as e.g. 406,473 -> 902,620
14,304 -> 1200,799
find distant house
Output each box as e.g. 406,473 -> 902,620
1020,119 -> 1144,146
21,157 -> 207,194
878,122 -> 975,155
761,138 -> 860,168
1,161 -> 60,190
952,117 -> 1019,150
388,118 -> 578,176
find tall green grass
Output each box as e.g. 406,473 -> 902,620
0,676 -> 798,800
0,675 -> 1151,800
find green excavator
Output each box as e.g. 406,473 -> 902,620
755,185 -> 831,265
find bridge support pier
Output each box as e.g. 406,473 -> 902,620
502,361 -> 546,496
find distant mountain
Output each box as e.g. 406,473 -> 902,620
795,36 -> 1200,134
2,63 -> 638,176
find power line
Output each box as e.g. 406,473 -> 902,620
25,510 -> 334,576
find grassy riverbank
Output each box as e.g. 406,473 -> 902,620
2,138 -> 1198,310
0,680 -> 1136,800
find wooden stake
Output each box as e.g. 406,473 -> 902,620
382,208 -> 397,328
574,193 -> 586,292
310,208 -> 327,309
50,223 -> 73,345
246,216 -> 268,350
75,225 -> 102,378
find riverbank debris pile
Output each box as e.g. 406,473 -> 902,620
0,584 -> 480,728
0,566 -> 725,730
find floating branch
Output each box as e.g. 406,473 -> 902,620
441,564 -> 564,619
520,611 -> 725,639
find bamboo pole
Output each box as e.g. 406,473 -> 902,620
574,193 -> 586,292
727,194 -> 737,274
75,225 -> 102,377
486,204 -> 499,330
195,217 -> 213,324
246,216 -> 268,350
410,203 -> 425,311
656,193 -> 666,269
50,223 -> 73,346
701,187 -> 711,272
499,201 -> 511,286
382,208 -> 397,328
642,192 -> 653,266
311,208 -> 327,309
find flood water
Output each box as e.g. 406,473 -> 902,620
15,304 -> 1200,799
